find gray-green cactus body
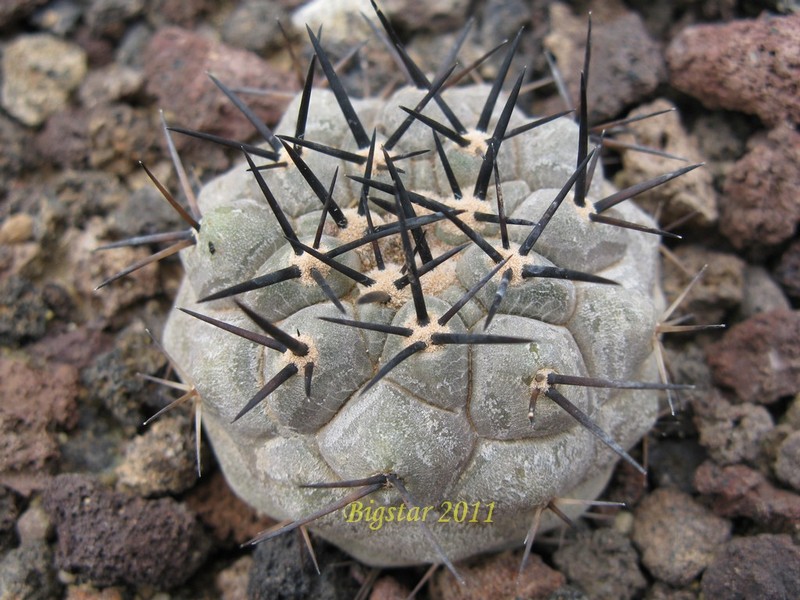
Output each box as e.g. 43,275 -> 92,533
164,83 -> 663,566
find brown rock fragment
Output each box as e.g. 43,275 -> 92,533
719,123 -> 800,256
0,358 -> 79,489
143,27 -> 291,160
632,488 -> 731,586
431,550 -> 565,600
692,390 -> 773,465
694,461 -> 800,532
667,15 -> 800,127
615,99 -> 717,229
43,474 -> 210,588
185,470 -> 274,548
545,3 -> 666,122
701,534 -> 800,600
553,528 -> 645,600
707,309 -> 800,405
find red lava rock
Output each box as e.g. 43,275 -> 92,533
701,534 -> 800,600
43,474 -> 211,589
545,2 -> 666,122
553,528 -> 645,600
432,550 -> 565,600
667,14 -> 800,127
694,460 -> 800,532
776,238 -> 800,302
185,470 -> 274,548
718,123 -> 800,256
632,488 -> 731,586
707,309 -> 800,405
143,27 -> 291,154
0,357 -> 79,491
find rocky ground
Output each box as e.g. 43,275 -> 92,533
1,0 -> 799,598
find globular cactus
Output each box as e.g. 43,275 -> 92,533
101,2 -> 699,575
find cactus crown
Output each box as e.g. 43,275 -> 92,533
100,1 -> 698,579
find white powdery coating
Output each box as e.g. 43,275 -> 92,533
164,85 -> 662,566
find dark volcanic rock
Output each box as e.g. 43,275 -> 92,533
701,534 -> 800,600
247,532 -> 360,600
43,474 -> 210,588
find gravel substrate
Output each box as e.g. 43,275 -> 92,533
1,1 -> 798,598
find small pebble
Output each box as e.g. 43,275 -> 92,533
632,488 -> 731,586
707,309 -> 800,405
43,474 -> 210,588
693,390 -> 773,465
0,540 -> 61,599
774,430 -> 800,492
694,460 -> 800,532
115,414 -> 198,497
0,213 -> 34,244
739,265 -> 790,318
719,123 -> 800,257
221,0 -> 288,53
433,549 -> 565,600
553,528 -> 645,600
775,238 -> 800,302
661,245 -> 744,324
545,3 -> 665,122
1,33 -> 87,127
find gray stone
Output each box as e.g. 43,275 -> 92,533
0,541 -> 60,600
554,528 -> 646,600
775,430 -> 800,492
740,265 -> 790,318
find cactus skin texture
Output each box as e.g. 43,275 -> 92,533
161,73 -> 665,567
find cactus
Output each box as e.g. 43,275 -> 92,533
101,2 -> 699,576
